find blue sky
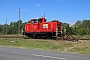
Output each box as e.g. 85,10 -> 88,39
0,0 -> 90,24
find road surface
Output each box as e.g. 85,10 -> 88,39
0,46 -> 90,60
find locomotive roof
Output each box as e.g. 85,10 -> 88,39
31,17 -> 46,19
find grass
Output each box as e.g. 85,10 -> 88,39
0,38 -> 90,55
74,35 -> 90,39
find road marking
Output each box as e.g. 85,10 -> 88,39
32,54 -> 66,60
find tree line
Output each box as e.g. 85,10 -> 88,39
0,20 -> 26,35
63,20 -> 90,35
0,19 -> 90,35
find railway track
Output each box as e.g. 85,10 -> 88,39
0,35 -> 56,41
0,35 -> 24,38
0,35 -> 89,41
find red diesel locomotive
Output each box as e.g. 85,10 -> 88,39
25,17 -> 62,39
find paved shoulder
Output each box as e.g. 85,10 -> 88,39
0,47 -> 90,60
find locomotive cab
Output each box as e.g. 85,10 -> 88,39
31,19 -> 38,24
30,17 -> 46,24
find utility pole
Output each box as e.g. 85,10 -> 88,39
44,13 -> 45,18
6,18 -> 7,34
18,8 -> 20,35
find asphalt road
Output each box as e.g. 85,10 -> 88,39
0,46 -> 90,60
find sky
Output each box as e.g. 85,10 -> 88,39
0,0 -> 90,24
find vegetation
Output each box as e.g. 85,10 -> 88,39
62,20 -> 90,35
0,38 -> 90,54
0,19 -> 90,35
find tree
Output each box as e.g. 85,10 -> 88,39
62,23 -> 69,29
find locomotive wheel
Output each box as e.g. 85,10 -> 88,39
46,34 -> 52,39
52,37 -> 57,40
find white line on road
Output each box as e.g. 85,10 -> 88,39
32,54 -> 66,60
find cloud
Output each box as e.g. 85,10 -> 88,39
3,11 -> 8,13
60,0 -> 63,2
37,4 -> 40,6
24,8 -> 27,10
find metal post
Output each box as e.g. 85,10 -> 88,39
18,8 -> 20,35
44,13 -> 45,18
6,18 -> 7,34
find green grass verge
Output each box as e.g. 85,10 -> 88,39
0,38 -> 90,54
